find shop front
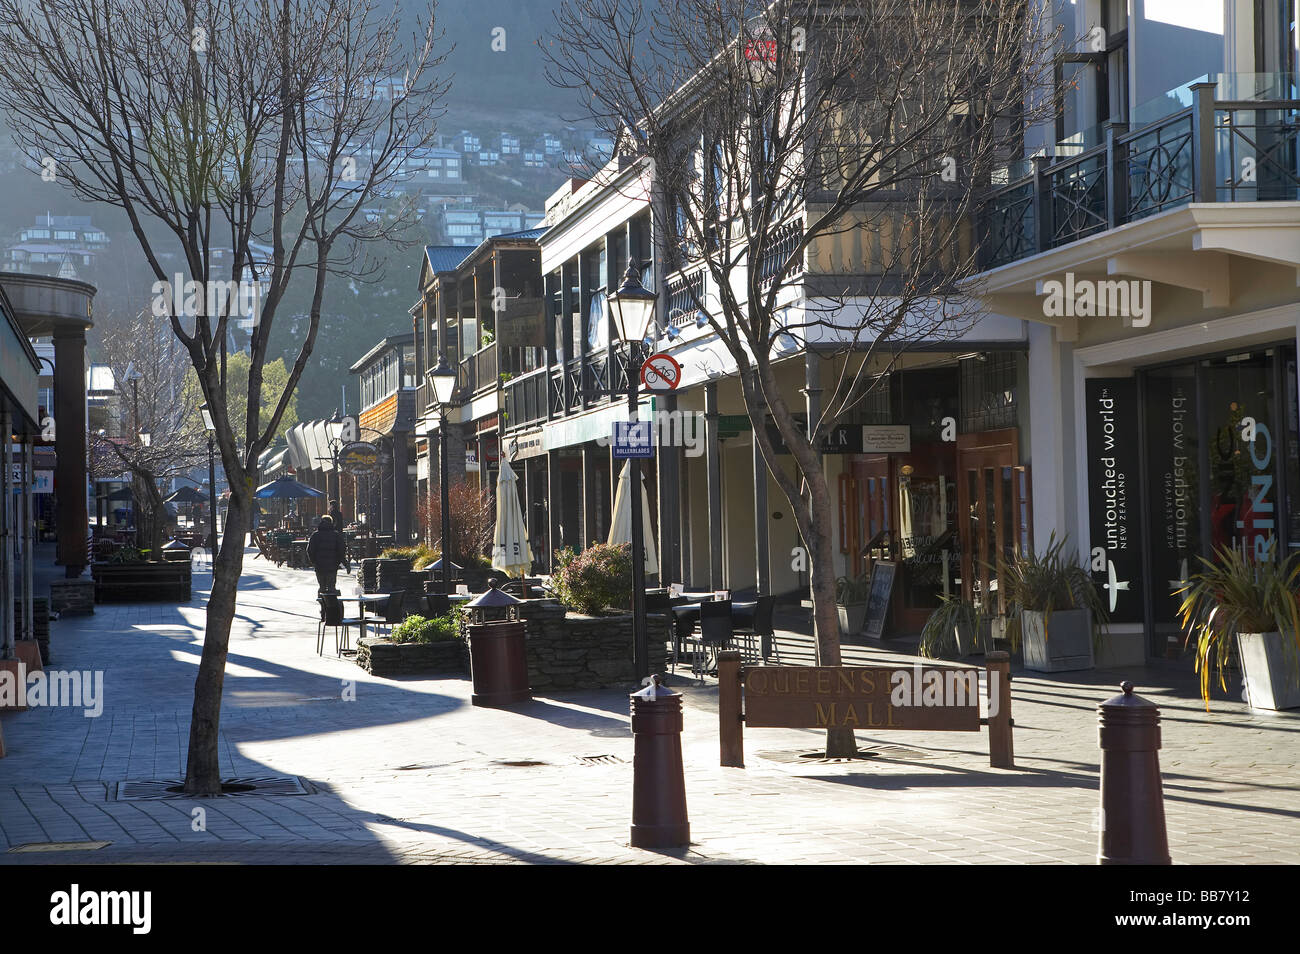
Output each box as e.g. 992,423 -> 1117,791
1086,342 -> 1300,660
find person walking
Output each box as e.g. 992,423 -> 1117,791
307,514 -> 349,594
328,499 -> 344,529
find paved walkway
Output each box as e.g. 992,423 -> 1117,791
2,549 -> 1297,865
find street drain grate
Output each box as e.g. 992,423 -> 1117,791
113,776 -> 314,800
756,746 -> 935,765
9,841 -> 111,853
575,754 -> 626,765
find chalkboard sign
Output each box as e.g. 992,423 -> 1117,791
862,561 -> 897,641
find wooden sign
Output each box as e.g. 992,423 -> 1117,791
716,653 -> 1015,770
743,665 -> 981,731
862,560 -> 897,640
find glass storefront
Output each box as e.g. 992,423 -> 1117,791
1134,344 -> 1300,659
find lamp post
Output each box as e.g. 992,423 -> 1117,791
429,352 -> 458,596
607,260 -> 659,681
200,403 -> 218,552
124,362 -> 143,547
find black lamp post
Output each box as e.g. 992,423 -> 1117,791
430,352 -> 458,596
200,403 -> 218,552
607,260 -> 658,681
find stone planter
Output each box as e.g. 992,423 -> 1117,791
1021,608 -> 1094,672
91,561 -> 192,603
1237,631 -> 1300,711
360,558 -> 381,593
516,600 -> 668,691
837,602 -> 867,637
355,636 -> 468,677
954,618 -> 991,657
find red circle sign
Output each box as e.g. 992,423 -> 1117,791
640,353 -> 682,391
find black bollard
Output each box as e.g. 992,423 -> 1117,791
629,675 -> 690,850
1097,681 -> 1171,865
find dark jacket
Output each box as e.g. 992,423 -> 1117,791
307,526 -> 348,570
328,505 -> 344,528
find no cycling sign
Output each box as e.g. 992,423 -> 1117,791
640,352 -> 681,391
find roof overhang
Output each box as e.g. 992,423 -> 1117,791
968,202 -> 1300,340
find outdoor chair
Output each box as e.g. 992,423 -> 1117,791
643,591 -> 677,670
682,598 -> 732,684
425,592 -> 451,618
375,589 -> 407,638
733,595 -> 777,663
317,593 -> 363,657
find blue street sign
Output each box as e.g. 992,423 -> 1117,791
612,421 -> 654,459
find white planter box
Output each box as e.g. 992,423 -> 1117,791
1021,608 -> 1094,672
837,602 -> 867,637
1238,631 -> 1300,711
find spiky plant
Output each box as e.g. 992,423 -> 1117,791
994,533 -> 1110,651
1175,546 -> 1300,709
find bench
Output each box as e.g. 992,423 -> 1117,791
92,562 -> 193,603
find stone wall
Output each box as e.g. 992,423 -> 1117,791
517,600 -> 669,692
355,636 -> 468,677
49,580 -> 94,617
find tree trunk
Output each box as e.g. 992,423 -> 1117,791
806,472 -> 858,758
183,487 -> 249,794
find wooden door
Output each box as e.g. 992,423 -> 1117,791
955,429 -> 1030,615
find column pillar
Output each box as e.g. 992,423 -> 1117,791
22,438 -> 35,643
546,450 -> 562,571
804,351 -> 823,600
580,442 -> 596,549
380,438 -> 395,533
656,392 -> 680,585
679,449 -> 692,586
1,411 -> 12,658
53,327 -> 88,577
752,376 -> 770,597
393,432 -> 411,545
705,383 -> 723,590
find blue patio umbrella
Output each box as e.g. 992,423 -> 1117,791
254,475 -> 325,499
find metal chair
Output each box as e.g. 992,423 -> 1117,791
686,598 -> 732,684
317,594 -> 363,657
733,595 -> 776,662
644,590 -> 676,670
425,592 -> 451,618
376,589 -> 407,637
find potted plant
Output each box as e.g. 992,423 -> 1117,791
998,534 -> 1108,672
1175,546 -> 1300,711
835,573 -> 871,637
919,594 -> 986,659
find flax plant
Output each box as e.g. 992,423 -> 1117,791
1175,546 -> 1300,709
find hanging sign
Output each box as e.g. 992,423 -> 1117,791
338,441 -> 381,475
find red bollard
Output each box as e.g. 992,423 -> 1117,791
629,675 -> 690,850
1097,681 -> 1171,865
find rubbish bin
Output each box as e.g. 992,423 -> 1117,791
466,581 -> 531,708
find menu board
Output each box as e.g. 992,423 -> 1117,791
862,561 -> 897,640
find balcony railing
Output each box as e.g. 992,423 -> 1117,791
757,219 -> 804,287
504,367 -> 548,431
666,269 -> 706,324
977,79 -> 1300,270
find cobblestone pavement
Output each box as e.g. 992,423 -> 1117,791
2,549 -> 1297,865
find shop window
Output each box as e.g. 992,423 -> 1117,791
959,352 -> 1019,432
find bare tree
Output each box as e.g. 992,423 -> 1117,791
545,0 -> 1057,754
0,0 -> 449,792
98,310 -> 208,555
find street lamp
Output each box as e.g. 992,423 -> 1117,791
606,260 -> 658,681
200,403 -> 218,552
429,352 -> 458,596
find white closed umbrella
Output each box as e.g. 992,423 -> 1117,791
491,460 -> 533,577
607,460 -> 658,574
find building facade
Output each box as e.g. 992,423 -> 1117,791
972,1 -> 1300,665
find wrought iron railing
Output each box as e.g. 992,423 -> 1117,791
757,219 -> 804,287
666,269 -> 706,324
977,80 -> 1300,269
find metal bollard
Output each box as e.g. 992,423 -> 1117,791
1097,681 -> 1171,865
629,675 -> 690,850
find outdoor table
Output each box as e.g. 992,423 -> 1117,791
343,593 -> 392,639
671,599 -> 755,652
